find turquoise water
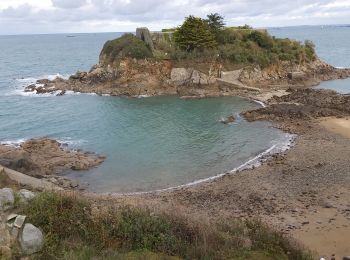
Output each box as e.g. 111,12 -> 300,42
269,25 -> 350,94
0,26 -> 347,192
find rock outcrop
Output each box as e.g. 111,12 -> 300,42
242,88 -> 350,123
23,55 -> 350,98
0,138 -> 105,177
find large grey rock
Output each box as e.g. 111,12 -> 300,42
136,27 -> 154,50
0,188 -> 15,211
191,70 -> 215,85
170,68 -> 192,86
19,224 -> 43,255
288,71 -> 306,80
19,189 -> 35,202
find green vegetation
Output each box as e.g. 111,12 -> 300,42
170,17 -> 317,68
99,14 -> 317,69
100,33 -> 153,65
16,192 -> 313,260
173,16 -> 217,51
206,13 -> 226,41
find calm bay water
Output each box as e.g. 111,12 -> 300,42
0,26 -> 348,192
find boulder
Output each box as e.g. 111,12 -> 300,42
69,71 -> 87,81
19,189 -> 35,202
0,188 -> 15,211
191,70 -> 213,85
24,84 -> 36,92
36,79 -> 50,85
288,71 -> 306,80
19,224 -> 44,255
220,115 -> 236,124
56,90 -> 66,96
170,68 -> 192,86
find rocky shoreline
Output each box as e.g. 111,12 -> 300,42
23,58 -> 350,98
77,87 -> 350,259
6,64 -> 350,258
0,138 -> 105,190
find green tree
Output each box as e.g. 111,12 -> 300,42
206,13 -> 225,35
173,16 -> 217,52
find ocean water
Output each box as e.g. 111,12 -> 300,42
0,26 -> 347,193
269,25 -> 350,94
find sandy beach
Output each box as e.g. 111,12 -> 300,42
109,119 -> 350,259
319,117 -> 350,138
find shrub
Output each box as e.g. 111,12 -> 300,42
19,192 -> 313,260
304,40 -> 316,60
247,31 -> 274,49
99,33 -> 153,65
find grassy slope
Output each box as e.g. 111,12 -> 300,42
10,192 -> 314,260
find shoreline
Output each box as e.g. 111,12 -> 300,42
0,95 -> 294,195
104,134 -> 295,196
1,87 -> 350,258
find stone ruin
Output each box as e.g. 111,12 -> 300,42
136,27 -> 154,50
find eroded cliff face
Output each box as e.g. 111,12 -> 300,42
24,57 -> 350,98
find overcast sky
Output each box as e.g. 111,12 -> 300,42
0,0 -> 349,35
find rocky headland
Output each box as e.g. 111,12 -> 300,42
0,138 -> 105,189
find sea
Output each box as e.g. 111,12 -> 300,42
0,25 -> 348,193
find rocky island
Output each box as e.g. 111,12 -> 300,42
24,20 -> 350,98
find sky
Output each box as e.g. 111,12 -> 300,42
0,0 -> 349,35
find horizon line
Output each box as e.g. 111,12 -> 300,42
0,23 -> 349,37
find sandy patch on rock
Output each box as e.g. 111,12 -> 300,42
319,117 -> 350,138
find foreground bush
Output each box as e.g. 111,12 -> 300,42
18,192 -> 313,260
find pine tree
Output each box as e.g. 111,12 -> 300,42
173,16 -> 217,52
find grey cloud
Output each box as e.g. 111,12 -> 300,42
51,0 -> 87,9
0,0 -> 350,34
